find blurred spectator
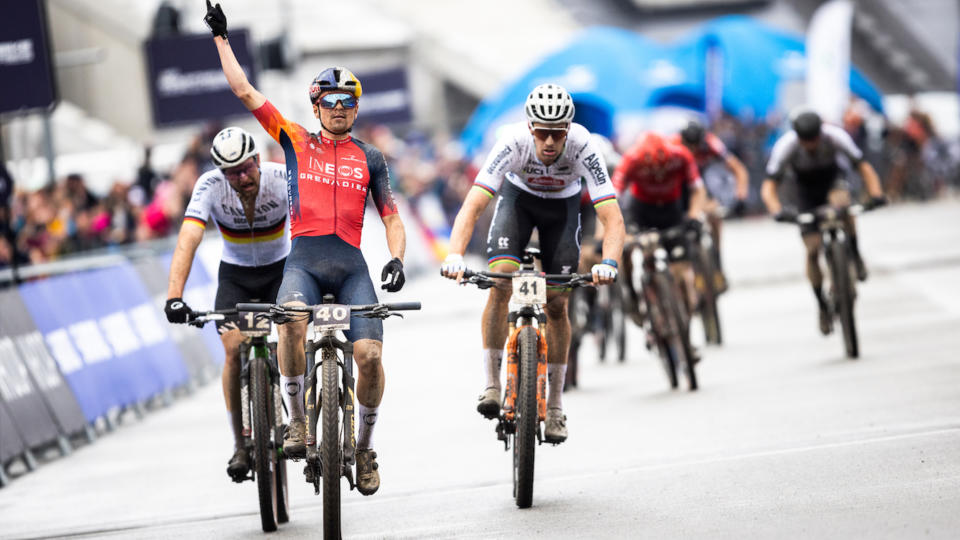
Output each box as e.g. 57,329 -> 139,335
135,146 -> 161,201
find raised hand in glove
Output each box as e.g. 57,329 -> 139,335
204,0 -> 228,39
381,257 -> 405,292
165,297 -> 194,324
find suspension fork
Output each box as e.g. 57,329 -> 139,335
238,341 -> 252,439
502,312 -> 549,422
304,340 -> 319,449
335,337 -> 356,468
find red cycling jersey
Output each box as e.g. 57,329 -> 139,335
667,132 -> 729,172
613,136 -> 703,205
252,100 -> 397,248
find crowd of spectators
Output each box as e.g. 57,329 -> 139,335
2,103 -> 958,272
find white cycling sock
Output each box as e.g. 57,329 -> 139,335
357,403 -> 378,450
484,348 -> 503,390
280,374 -> 305,421
547,364 -> 566,410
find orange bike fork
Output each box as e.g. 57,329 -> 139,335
502,324 -> 549,422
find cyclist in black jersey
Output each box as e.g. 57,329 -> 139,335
165,127 -> 290,480
761,110 -> 886,335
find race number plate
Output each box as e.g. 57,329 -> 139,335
238,311 -> 271,337
512,274 -> 547,305
314,304 -> 351,331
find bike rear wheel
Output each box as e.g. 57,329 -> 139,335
321,349 -> 341,539
250,356 -> 279,532
831,241 -> 859,359
658,273 -> 697,391
513,326 -> 539,509
656,338 -> 679,389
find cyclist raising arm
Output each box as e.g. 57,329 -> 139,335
441,84 -> 625,444
166,127 -> 290,482
205,1 -> 406,496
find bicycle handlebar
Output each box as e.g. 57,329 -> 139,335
235,301 -> 422,313
460,269 -> 597,289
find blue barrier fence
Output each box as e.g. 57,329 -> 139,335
0,252 -> 219,487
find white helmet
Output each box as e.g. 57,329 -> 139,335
525,83 -> 575,125
210,127 -> 258,169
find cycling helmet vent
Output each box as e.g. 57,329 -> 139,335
310,66 -> 363,103
525,83 -> 575,125
210,127 -> 258,169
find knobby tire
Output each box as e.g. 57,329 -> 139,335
697,249 -> 723,345
251,356 -> 279,532
513,327 -> 539,509
321,349 -> 341,539
831,241 -> 859,358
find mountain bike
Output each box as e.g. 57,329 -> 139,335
237,297 -> 420,539
686,219 -> 723,345
566,280 -> 626,390
190,308 -> 289,532
460,249 -> 594,508
624,223 -> 698,391
788,204 -> 869,359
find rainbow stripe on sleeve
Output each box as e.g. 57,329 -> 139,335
592,194 -> 617,208
472,182 -> 496,199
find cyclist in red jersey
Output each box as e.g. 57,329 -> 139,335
669,120 -> 750,290
205,1 -> 405,496
613,132 -> 707,349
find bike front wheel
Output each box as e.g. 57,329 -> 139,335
321,349 -> 342,539
513,326 -> 539,509
250,356 -> 279,532
831,241 -> 859,358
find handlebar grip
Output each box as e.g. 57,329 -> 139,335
385,301 -> 422,311
235,302 -> 273,312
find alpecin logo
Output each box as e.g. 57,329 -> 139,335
486,145 -> 513,174
583,153 -> 607,185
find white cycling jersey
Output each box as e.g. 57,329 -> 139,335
766,123 -> 864,181
473,122 -> 618,208
183,162 -> 291,267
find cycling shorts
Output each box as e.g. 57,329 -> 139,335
486,181 -> 581,274
797,176 -> 849,235
215,258 -> 286,335
623,198 -> 689,262
276,235 -> 382,342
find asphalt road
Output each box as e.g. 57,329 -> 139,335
1,200 -> 959,539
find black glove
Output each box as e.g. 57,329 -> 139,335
730,199 -> 748,217
165,297 -> 194,324
774,208 -> 798,223
864,195 -> 887,211
203,0 -> 228,39
684,217 -> 704,234
380,258 -> 405,292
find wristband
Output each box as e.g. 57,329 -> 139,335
600,258 -> 618,269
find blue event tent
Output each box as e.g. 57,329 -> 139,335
460,15 -> 883,156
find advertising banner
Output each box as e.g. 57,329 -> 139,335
145,30 -> 257,126
132,255 -> 218,382
0,288 -> 87,442
0,399 -> 26,465
354,67 -> 412,126
18,263 -> 188,421
0,0 -> 57,114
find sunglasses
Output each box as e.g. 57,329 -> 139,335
222,159 -> 257,180
317,93 -> 358,109
531,126 -> 569,141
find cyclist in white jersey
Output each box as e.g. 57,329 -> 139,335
165,127 -> 290,481
441,84 -> 625,443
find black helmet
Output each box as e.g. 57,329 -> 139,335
792,110 -> 822,141
680,120 -> 705,146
